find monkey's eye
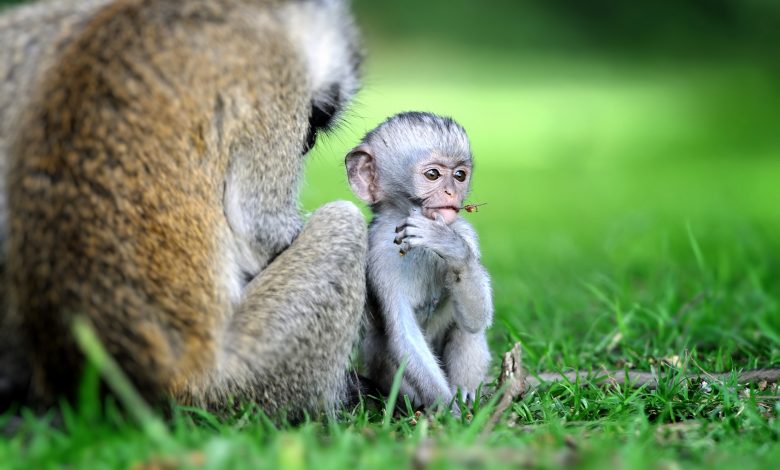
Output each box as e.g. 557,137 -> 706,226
453,169 -> 467,182
424,169 -> 441,181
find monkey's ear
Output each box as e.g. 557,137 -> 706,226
345,145 -> 383,203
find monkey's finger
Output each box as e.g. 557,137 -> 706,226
401,226 -> 423,238
394,226 -> 424,244
395,220 -> 417,232
396,232 -> 423,246
399,240 -> 412,255
404,237 -> 423,249
402,216 -> 423,229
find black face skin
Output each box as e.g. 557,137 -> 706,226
304,85 -> 341,153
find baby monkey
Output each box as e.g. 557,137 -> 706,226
346,112 -> 493,409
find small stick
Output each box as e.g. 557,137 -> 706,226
480,342 -> 526,438
472,345 -> 780,442
525,368 -> 780,390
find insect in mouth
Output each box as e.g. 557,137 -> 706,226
462,202 -> 487,213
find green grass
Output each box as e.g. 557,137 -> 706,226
3,48 -> 780,468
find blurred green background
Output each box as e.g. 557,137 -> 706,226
1,1 -> 779,467
302,0 -> 780,368
1,0 -> 778,367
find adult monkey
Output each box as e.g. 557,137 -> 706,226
0,0 -> 366,419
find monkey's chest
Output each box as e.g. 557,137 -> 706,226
401,253 -> 452,333
414,292 -> 445,323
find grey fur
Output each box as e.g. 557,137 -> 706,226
346,113 -> 493,408
0,0 -> 366,419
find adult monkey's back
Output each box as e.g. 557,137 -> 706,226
0,0 -> 366,419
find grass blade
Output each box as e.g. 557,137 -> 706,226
686,221 -> 707,274
71,315 -> 172,446
383,359 -> 407,428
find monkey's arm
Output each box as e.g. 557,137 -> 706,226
395,215 -> 493,333
447,221 -> 493,333
387,295 -> 454,407
213,201 -> 368,417
368,255 -> 453,408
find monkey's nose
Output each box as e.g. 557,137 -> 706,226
444,189 -> 452,196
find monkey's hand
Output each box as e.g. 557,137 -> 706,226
395,211 -> 493,334
394,212 -> 472,270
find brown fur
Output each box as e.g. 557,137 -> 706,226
1,0 -> 366,419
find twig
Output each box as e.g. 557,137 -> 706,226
480,342 -> 526,438
526,368 -> 780,390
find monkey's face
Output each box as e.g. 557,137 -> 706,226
304,93 -> 339,154
413,155 -> 471,225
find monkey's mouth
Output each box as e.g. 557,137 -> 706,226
423,205 -> 460,224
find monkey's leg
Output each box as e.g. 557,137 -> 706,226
360,329 -> 422,410
210,201 -> 367,419
442,328 -> 491,403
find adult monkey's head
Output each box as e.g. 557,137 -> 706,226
279,0 -> 364,154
